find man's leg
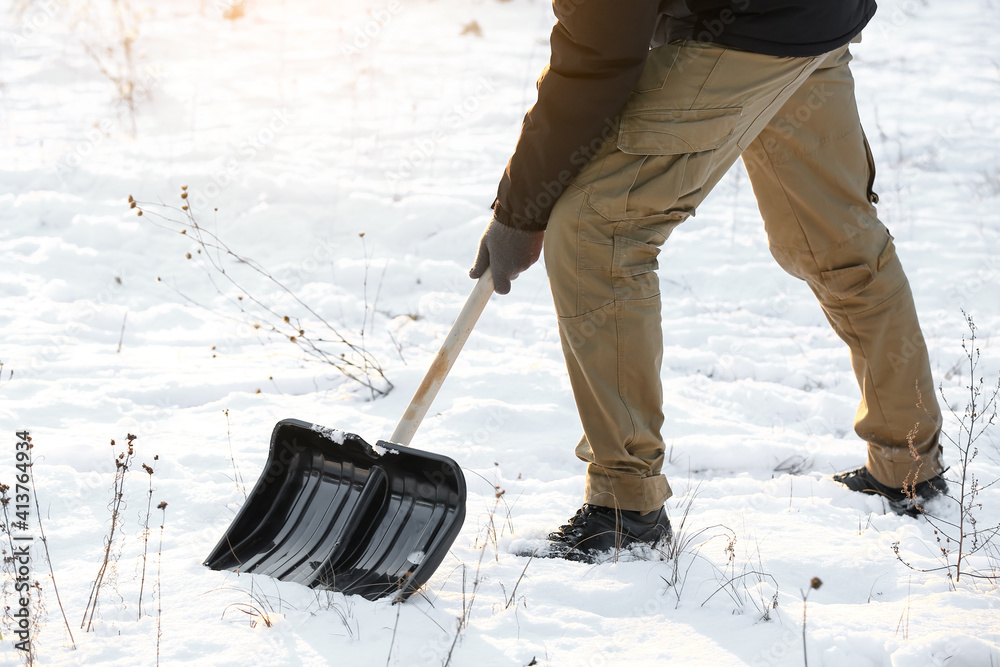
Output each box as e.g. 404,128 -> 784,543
741,46 -> 945,488
545,41 -> 827,514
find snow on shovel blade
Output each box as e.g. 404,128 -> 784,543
203,418 -> 466,602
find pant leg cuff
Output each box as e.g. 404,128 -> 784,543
865,442 -> 945,488
584,467 -> 673,514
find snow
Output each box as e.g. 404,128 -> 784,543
1,0 -> 999,665
310,424 -> 348,445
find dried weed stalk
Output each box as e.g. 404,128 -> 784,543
894,313 -> 1000,585
25,437 -> 76,649
137,454 -> 159,619
129,191 -> 392,399
81,434 -> 136,632
156,501 -> 167,666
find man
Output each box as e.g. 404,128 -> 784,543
469,0 -> 947,562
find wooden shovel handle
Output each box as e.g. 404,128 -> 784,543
389,267 -> 494,446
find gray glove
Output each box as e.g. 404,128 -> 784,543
469,217 -> 544,295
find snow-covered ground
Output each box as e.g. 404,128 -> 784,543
2,0 -> 999,665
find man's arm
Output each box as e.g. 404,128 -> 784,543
493,0 -> 660,232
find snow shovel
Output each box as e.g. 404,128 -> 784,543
204,268 -> 495,602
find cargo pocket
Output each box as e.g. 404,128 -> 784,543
613,235 -> 660,278
820,263 -> 874,300
611,220 -> 669,302
600,107 -> 742,219
617,107 -> 742,156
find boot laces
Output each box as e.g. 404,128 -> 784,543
555,505 -> 600,537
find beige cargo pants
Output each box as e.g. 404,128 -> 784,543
544,40 -> 944,513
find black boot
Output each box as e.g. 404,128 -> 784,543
832,466 -> 947,517
543,504 -> 672,563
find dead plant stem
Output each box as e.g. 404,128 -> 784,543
28,449 -> 76,649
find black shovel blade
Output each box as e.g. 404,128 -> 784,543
203,418 -> 466,602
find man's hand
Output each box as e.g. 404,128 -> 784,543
469,218 -> 545,294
